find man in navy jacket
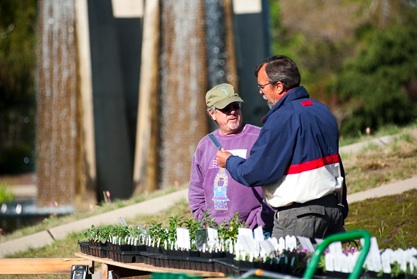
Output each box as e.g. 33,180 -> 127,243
216,55 -> 348,240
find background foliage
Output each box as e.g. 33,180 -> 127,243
0,0 -> 37,174
269,0 -> 417,137
331,22 -> 417,135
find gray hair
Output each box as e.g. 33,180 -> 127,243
207,106 -> 216,113
254,55 -> 301,91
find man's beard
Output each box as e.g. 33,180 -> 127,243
226,120 -> 241,131
263,95 -> 274,108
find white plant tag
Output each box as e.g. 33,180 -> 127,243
333,253 -> 342,272
362,237 -> 381,272
270,237 -> 279,251
381,249 -> 393,273
237,234 -> 257,253
325,253 -> 334,271
287,235 -> 297,251
396,249 -> 407,272
207,227 -> 218,248
347,252 -> 358,273
278,237 -> 285,252
284,235 -> 292,250
238,228 -> 253,238
259,240 -> 275,255
176,228 -> 190,250
328,241 -> 343,254
253,226 -> 264,241
340,253 -> 349,273
297,236 -> 315,252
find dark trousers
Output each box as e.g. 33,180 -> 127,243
272,193 -> 345,240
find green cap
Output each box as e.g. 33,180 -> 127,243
205,83 -> 244,109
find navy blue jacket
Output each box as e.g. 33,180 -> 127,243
226,86 -> 349,218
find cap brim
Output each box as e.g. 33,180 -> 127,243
214,96 -> 244,109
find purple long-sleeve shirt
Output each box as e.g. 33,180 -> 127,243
188,124 -> 274,229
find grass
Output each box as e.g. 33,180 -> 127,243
0,186 -> 182,242
0,182 -> 14,203
346,189 -> 417,250
0,124 -> 416,279
338,122 -> 417,146
342,130 -> 417,193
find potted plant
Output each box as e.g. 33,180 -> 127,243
77,225 -> 109,258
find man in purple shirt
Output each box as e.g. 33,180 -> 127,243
188,83 -> 274,237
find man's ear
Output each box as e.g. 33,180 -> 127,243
207,110 -> 216,121
277,81 -> 285,95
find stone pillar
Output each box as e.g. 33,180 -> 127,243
36,0 -> 78,206
158,1 -> 209,189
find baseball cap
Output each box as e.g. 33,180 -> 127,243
205,83 -> 244,109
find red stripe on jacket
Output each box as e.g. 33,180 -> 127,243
286,154 -> 340,174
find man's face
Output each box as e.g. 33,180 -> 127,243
257,64 -> 279,108
209,102 -> 243,135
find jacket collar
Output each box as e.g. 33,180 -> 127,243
262,86 -> 310,123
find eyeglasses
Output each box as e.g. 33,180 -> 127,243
257,82 -> 272,90
257,81 -> 278,90
218,102 -> 241,114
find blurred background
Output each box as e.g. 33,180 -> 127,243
1,0 -> 416,231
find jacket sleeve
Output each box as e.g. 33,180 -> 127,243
226,113 -> 297,186
188,151 -> 206,222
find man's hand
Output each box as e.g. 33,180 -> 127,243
216,149 -> 232,167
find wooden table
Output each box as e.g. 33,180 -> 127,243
75,252 -> 225,279
0,257 -> 93,275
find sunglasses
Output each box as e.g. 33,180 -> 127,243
218,102 -> 241,113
